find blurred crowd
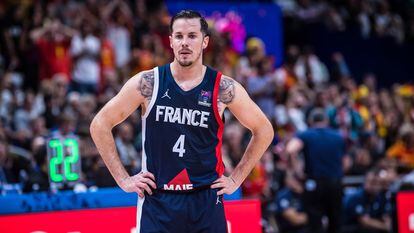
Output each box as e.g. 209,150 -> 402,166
277,0 -> 413,44
0,0 -> 414,233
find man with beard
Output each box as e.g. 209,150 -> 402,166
90,10 -> 273,233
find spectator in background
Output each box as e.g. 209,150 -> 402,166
242,150 -> 270,198
348,147 -> 372,175
324,6 -> 346,32
51,113 -> 76,138
223,120 -> 246,164
30,18 -> 75,82
1,73 -> 33,150
327,93 -> 364,143
246,57 -> 276,119
23,141 -> 49,193
274,45 -> 300,90
304,88 -> 332,120
43,92 -> 62,129
130,32 -> 167,74
102,0 -> 132,81
99,25 -> 116,92
0,136 -> 11,186
286,108 -> 348,233
0,72 -> 25,127
357,0 -> 373,39
114,122 -> 141,174
30,116 -> 48,140
330,52 -> 351,82
70,20 -> 101,94
237,37 -> 266,85
285,89 -> 309,132
274,171 -> 308,233
76,95 -> 97,131
13,90 -> 42,132
98,70 -> 121,105
294,46 -> 329,88
343,169 -> 391,233
374,0 -> 405,44
386,124 -> 414,169
0,4 -> 26,72
0,131 -> 30,190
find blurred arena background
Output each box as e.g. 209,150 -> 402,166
0,0 -> 414,232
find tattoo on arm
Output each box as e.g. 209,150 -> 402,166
219,77 -> 235,104
138,71 -> 154,101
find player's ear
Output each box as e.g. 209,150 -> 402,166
169,35 -> 173,49
202,35 -> 209,50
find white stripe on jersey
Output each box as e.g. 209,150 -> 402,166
137,67 -> 158,232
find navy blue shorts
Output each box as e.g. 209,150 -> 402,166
136,189 -> 227,233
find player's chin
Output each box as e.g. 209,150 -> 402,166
178,59 -> 193,67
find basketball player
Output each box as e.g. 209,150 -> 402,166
90,10 -> 273,233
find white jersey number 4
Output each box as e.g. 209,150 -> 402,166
173,135 -> 186,157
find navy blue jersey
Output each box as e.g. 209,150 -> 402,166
141,64 -> 224,192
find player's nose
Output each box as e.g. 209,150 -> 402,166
181,36 -> 190,46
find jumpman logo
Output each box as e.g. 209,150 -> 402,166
216,196 -> 222,205
161,89 -> 171,99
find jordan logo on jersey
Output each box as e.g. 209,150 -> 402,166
161,89 -> 171,99
155,105 -> 210,128
216,196 -> 222,205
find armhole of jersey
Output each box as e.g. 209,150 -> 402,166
212,72 -> 224,126
142,67 -> 159,119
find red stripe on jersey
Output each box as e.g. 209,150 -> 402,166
213,72 -> 225,176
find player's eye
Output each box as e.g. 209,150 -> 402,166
189,34 -> 196,39
175,35 -> 183,39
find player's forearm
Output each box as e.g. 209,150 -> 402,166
283,209 -> 308,226
90,117 -> 129,186
360,216 -> 389,231
230,126 -> 273,186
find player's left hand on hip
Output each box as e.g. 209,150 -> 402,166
211,175 -> 238,195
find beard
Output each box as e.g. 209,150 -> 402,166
176,49 -> 202,67
177,59 -> 193,67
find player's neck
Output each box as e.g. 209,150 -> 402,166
170,60 -> 205,82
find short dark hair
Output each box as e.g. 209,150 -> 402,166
308,108 -> 327,125
170,10 -> 209,36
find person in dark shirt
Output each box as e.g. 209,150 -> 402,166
343,169 -> 391,233
23,143 -> 49,192
274,172 -> 308,233
286,108 -> 349,233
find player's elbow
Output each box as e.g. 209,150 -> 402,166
264,125 -> 274,146
255,119 -> 274,145
90,114 -> 109,138
89,116 -> 100,138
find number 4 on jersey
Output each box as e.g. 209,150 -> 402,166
173,135 -> 186,157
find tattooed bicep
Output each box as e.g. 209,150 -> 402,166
138,70 -> 154,101
219,76 -> 235,105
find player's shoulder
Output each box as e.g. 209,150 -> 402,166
218,75 -> 237,105
122,68 -> 156,100
130,68 -> 155,81
127,69 -> 156,89
219,74 -> 248,91
219,74 -> 235,84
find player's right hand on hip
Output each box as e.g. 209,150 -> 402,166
211,175 -> 238,195
119,172 -> 156,198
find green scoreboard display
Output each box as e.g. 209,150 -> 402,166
47,137 -> 81,184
